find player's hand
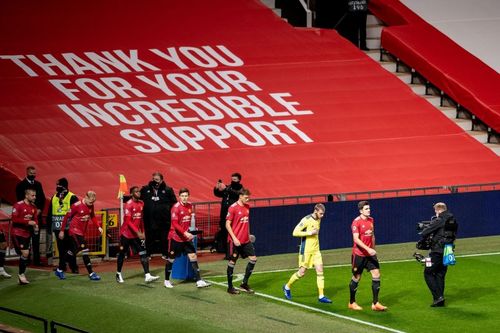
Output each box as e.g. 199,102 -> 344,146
309,228 -> 319,235
138,232 -> 145,240
28,220 -> 37,226
184,231 -> 194,241
233,238 -> 241,247
58,231 -> 65,240
368,248 -> 377,256
218,183 -> 227,190
98,227 -> 103,234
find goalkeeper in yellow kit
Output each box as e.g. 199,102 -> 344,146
283,203 -> 332,303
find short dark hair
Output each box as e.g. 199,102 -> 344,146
231,172 -> 242,180
358,200 -> 370,210
129,186 -> 139,194
26,166 -> 36,173
25,188 -> 36,195
179,187 -> 190,195
239,188 -> 250,196
152,171 -> 164,180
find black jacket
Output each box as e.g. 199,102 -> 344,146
213,183 -> 243,209
141,181 -> 177,229
421,210 -> 457,254
16,178 -> 46,211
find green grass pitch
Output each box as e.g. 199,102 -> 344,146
1,236 -> 499,333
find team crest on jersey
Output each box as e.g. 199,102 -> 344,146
352,226 -> 357,231
81,244 -> 85,248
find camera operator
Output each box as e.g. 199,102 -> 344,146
212,172 -> 243,259
419,202 -> 458,307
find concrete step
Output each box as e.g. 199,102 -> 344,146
438,106 -> 457,119
423,95 -> 441,107
366,38 -> 381,50
367,14 -> 383,25
395,72 -> 412,84
484,143 -> 500,156
364,50 -> 381,61
467,131 -> 489,144
367,25 -> 383,39
409,84 -> 426,95
453,118 -> 472,131
261,0 -> 275,8
380,61 -> 397,72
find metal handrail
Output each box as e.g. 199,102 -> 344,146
298,0 -> 312,27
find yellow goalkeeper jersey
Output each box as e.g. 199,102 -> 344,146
293,214 -> 321,254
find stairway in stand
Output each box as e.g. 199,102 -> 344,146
364,14 -> 500,156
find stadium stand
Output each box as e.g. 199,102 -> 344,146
1,0 -> 499,211
370,0 -> 500,136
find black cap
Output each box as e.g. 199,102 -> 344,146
57,177 -> 69,189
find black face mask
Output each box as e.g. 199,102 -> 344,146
56,185 -> 66,194
154,181 -> 161,188
27,175 -> 36,181
231,181 -> 242,189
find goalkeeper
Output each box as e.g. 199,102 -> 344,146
283,203 -> 332,303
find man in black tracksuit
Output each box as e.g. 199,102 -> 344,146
213,173 -> 243,258
141,172 -> 177,257
15,166 -> 46,266
420,202 -> 458,307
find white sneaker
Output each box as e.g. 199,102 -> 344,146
145,273 -> 159,283
18,274 -> 30,285
196,279 -> 211,288
0,267 -> 11,278
164,280 -> 173,288
116,273 -> 124,283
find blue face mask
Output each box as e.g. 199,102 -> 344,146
27,175 -> 35,181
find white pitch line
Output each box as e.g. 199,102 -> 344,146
209,251 -> 500,278
207,280 -> 406,333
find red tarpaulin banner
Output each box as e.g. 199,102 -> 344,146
1,0 -> 499,208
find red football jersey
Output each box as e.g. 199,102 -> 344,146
168,202 -> 193,242
226,202 -> 250,244
121,199 -> 144,239
351,216 -> 375,257
61,199 -> 100,236
11,201 -> 38,238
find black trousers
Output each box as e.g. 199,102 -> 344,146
145,224 -> 169,257
424,252 -> 448,300
31,230 -> 41,265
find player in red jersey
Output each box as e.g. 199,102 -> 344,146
116,186 -> 159,284
348,201 -> 387,311
59,191 -> 103,281
226,188 -> 257,295
164,188 -> 210,288
11,189 -> 38,284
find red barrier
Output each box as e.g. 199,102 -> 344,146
370,0 -> 500,133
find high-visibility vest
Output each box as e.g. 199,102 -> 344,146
51,192 -> 74,231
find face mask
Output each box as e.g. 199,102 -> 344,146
56,185 -> 66,194
231,181 -> 241,188
27,175 -> 35,181
154,181 -> 161,188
